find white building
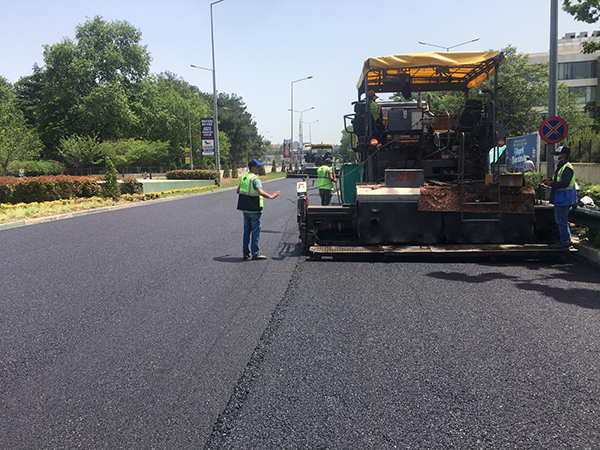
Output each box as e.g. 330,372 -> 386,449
528,31 -> 600,105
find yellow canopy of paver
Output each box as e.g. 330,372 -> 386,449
357,51 -> 505,95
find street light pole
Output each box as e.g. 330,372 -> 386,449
304,120 -> 319,143
418,37 -> 480,52
211,0 -> 224,174
289,107 -> 314,152
291,76 -> 313,164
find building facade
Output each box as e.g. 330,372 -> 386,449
528,31 -> 600,105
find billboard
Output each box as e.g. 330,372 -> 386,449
283,139 -> 291,158
201,118 -> 215,155
506,133 -> 538,172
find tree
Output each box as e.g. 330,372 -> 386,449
271,158 -> 277,173
59,134 -> 102,168
37,16 -> 151,149
563,1 -> 600,52
0,79 -> 43,174
212,93 -> 262,164
102,157 -> 120,198
392,46 -> 585,138
99,138 -> 169,168
338,129 -> 355,162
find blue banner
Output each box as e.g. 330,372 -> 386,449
506,134 -> 538,172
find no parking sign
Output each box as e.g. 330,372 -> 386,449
539,116 -> 568,144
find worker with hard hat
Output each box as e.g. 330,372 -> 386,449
549,146 -> 577,248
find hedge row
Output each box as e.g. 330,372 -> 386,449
7,160 -> 66,177
166,169 -> 219,185
0,176 -> 143,204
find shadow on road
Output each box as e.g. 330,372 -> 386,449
515,282 -> 600,309
213,255 -> 246,263
426,271 -> 519,284
271,242 -> 304,261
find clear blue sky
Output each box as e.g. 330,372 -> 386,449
0,0 -> 589,146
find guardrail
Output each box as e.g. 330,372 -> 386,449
570,207 -> 600,230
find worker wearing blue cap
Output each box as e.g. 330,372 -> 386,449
237,159 -> 281,260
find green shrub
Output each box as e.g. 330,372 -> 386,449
524,172 -> 545,188
0,176 -> 102,203
578,182 -> 600,204
271,159 -> 277,173
120,178 -> 143,195
231,163 -> 238,178
259,164 -> 267,176
281,161 -> 286,172
166,169 -> 219,185
102,158 -> 120,198
7,160 -> 66,177
223,162 -> 231,178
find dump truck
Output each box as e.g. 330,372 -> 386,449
296,51 -> 567,259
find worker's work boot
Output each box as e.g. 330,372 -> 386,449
252,254 -> 267,260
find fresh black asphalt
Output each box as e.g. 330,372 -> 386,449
1,177 -> 600,449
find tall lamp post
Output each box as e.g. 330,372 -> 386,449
303,120 -> 319,144
290,76 -> 313,164
288,106 -> 314,151
418,37 -> 480,52
191,0 -> 225,173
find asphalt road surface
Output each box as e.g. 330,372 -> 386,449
1,178 -> 599,449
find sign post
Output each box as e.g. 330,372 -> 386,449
201,118 -> 215,157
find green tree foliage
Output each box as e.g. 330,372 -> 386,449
37,16 -> 151,149
391,46 -> 588,138
271,158 -> 277,173
231,162 -> 238,178
102,157 -> 121,198
99,139 -> 170,168
212,93 -> 262,165
222,161 -> 230,178
563,1 -> 600,52
59,134 -> 102,168
0,79 -> 43,174
337,130 -> 355,162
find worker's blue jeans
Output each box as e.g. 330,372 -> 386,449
554,205 -> 572,245
243,212 -> 262,256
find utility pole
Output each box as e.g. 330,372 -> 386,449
548,0 -> 558,178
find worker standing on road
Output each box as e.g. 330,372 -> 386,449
237,159 -> 281,260
316,158 -> 337,206
549,146 -> 577,248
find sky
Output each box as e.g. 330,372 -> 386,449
0,0 -> 592,146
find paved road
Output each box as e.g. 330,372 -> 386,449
2,178 -> 600,449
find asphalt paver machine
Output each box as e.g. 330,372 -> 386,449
297,51 -> 564,259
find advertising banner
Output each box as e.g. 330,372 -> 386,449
201,118 -> 215,155
506,133 -> 538,172
283,139 -> 291,158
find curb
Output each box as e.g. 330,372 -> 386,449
573,242 -> 600,268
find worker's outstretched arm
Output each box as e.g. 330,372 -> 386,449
258,187 -> 280,199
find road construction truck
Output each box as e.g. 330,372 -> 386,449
297,51 -> 563,258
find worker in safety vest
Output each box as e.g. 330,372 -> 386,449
367,90 -> 385,140
316,158 -> 337,206
237,159 -> 281,260
549,146 -> 577,248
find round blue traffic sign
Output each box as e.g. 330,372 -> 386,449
539,116 -> 568,144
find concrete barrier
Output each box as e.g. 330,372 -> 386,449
539,162 -> 600,184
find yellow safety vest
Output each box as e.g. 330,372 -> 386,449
237,173 -> 263,212
316,165 -> 333,190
